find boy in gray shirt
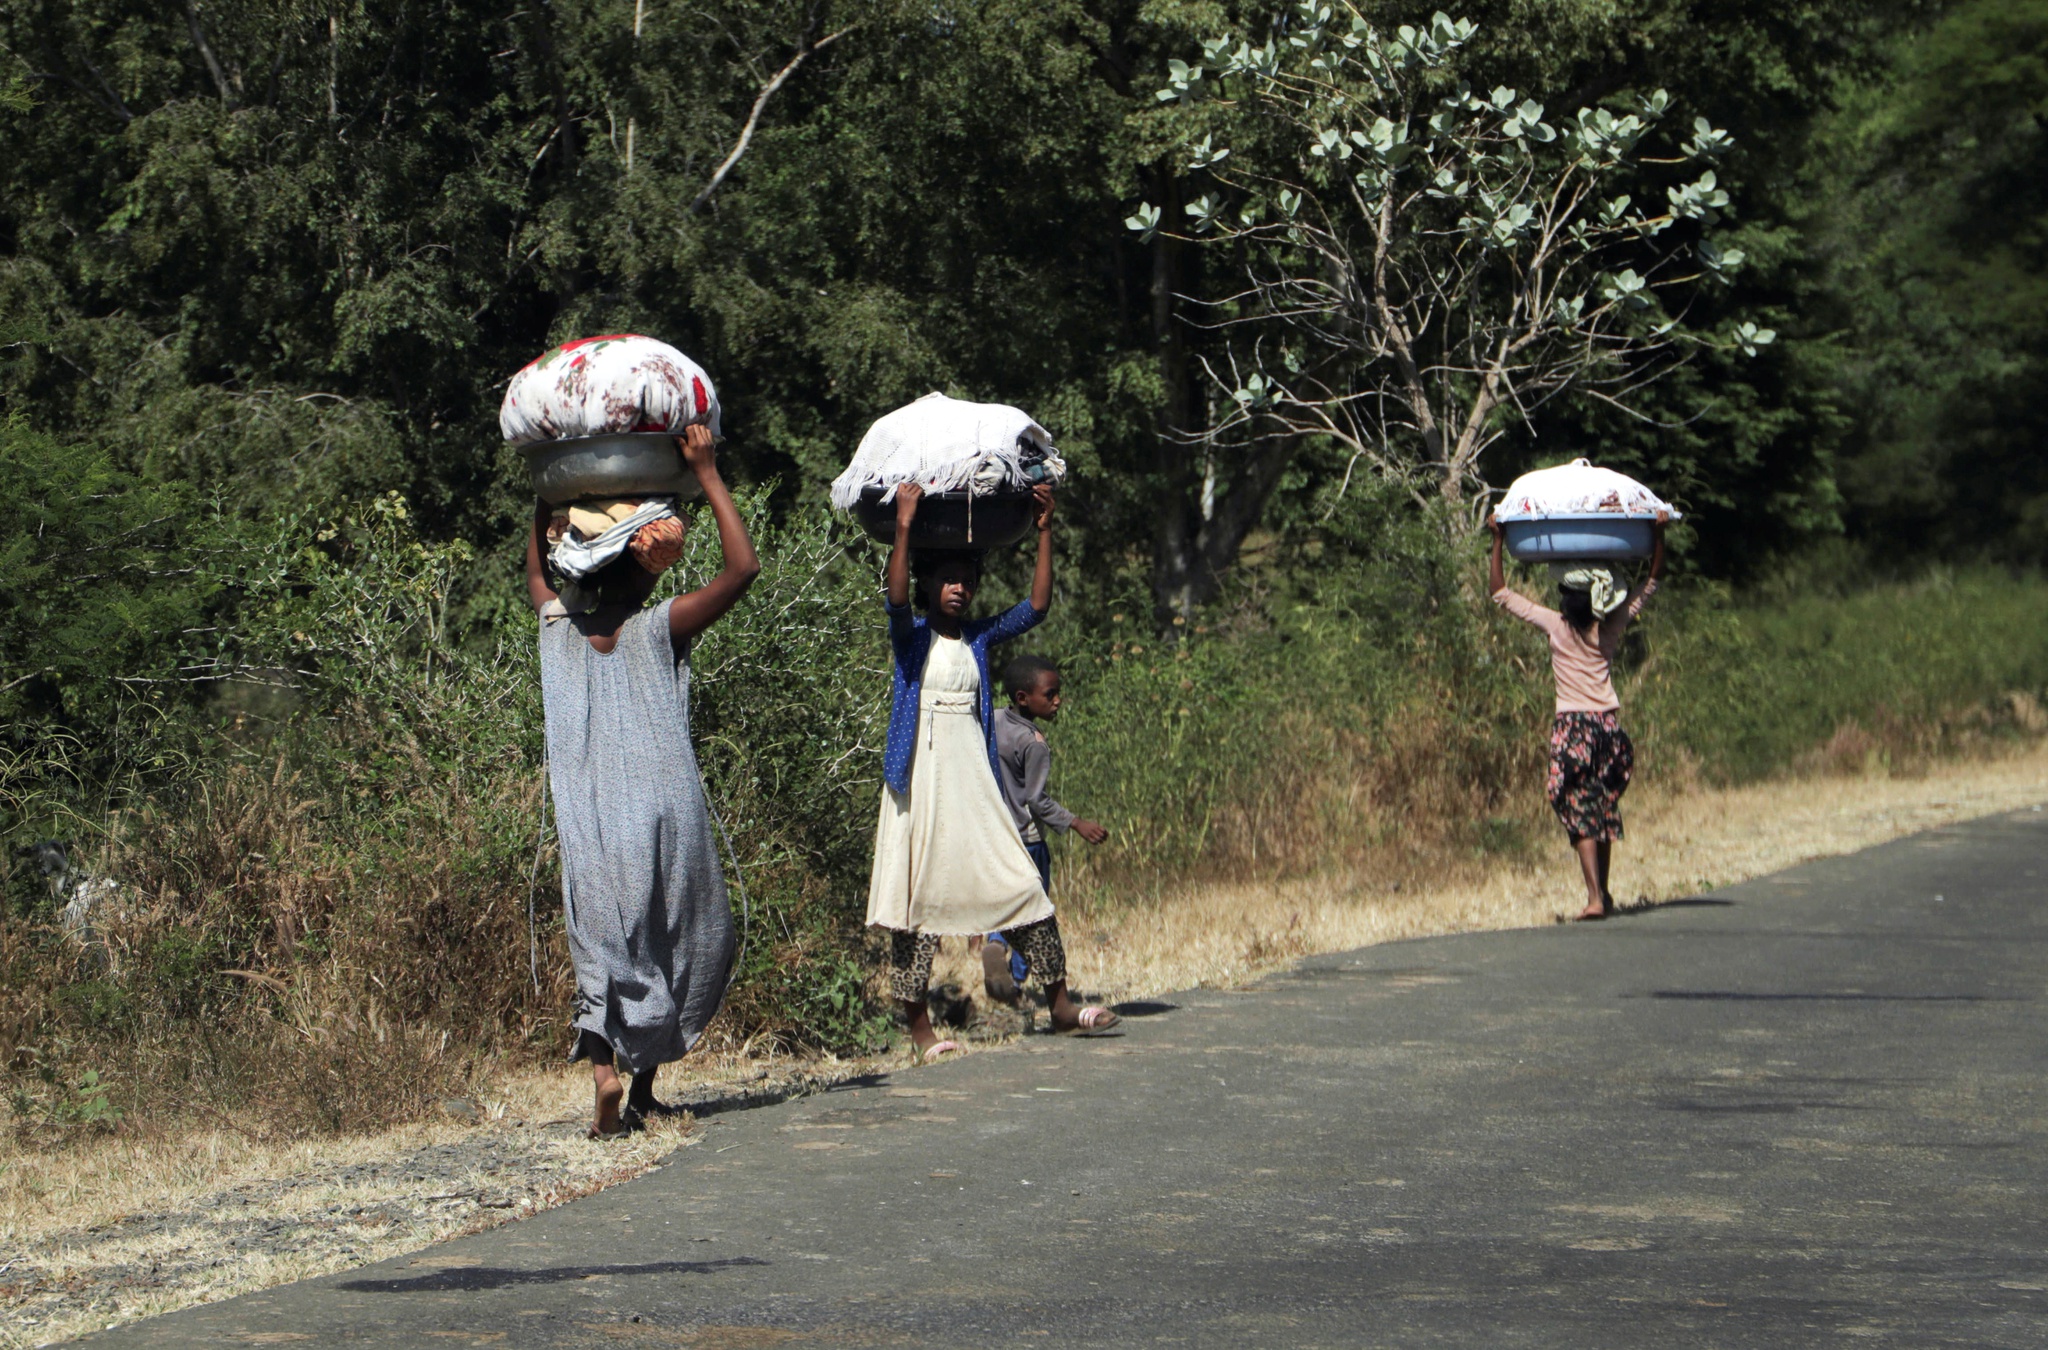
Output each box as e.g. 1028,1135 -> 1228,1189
984,654 -> 1107,1004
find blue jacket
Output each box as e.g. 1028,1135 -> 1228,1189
882,595 -> 1044,795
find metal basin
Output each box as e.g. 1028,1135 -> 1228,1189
1503,517 -> 1654,562
522,433 -> 703,505
850,487 -> 1037,551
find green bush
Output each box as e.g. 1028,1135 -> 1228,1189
1633,569 -> 2048,781
1029,505 -> 2048,899
1030,483 -> 1546,890
0,485 -> 903,1134
228,487 -> 904,1058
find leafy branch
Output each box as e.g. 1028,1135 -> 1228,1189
1131,3 -> 1774,522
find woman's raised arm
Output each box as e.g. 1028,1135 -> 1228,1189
1487,513 -> 1507,595
666,426 -> 762,643
1029,484 -> 1055,614
885,483 -> 923,612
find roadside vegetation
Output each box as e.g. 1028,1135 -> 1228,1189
5,0 -> 2047,1146
5,462 -> 2044,1140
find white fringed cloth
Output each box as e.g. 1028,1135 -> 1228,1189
830,392 -> 1066,509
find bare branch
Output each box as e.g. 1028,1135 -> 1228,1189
687,26 -> 855,216
183,0 -> 239,107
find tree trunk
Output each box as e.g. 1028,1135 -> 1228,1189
1145,165 -> 1304,628
1147,163 -> 1204,628
184,1 -> 240,107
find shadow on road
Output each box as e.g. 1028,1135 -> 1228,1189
1614,896 -> 1736,915
335,1257 -> 767,1293
1644,990 -> 2009,1002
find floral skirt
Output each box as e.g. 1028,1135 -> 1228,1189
1548,711 -> 1634,842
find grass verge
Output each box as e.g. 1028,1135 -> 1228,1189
4,501 -> 2046,1153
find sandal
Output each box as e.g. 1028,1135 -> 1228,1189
1056,1006 -> 1122,1037
982,939 -> 1022,1008
913,1039 -> 961,1064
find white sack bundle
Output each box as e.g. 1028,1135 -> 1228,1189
500,334 -> 720,447
1494,458 -> 1682,521
829,391 -> 1067,510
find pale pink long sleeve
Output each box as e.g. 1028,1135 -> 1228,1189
1493,580 -> 1657,713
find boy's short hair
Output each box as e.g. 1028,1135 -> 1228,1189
1003,653 -> 1060,698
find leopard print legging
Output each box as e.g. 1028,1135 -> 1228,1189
888,916 -> 1067,1003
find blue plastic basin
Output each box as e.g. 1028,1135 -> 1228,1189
1503,518 -> 1653,562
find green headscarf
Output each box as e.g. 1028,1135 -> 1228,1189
1547,562 -> 1627,619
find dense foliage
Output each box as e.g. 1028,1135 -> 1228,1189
1,0 -> 1949,598
1812,0 -> 2048,564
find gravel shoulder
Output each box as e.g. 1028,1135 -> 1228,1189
4,1027 -> 1047,1347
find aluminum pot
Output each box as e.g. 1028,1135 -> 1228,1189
523,433 -> 703,505
850,487 -> 1037,551
1502,517 -> 1654,562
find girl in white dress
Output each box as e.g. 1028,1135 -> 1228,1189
867,483 -> 1121,1059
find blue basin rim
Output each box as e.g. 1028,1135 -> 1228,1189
1502,518 -> 1654,561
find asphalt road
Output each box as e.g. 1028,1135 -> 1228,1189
85,808 -> 2048,1347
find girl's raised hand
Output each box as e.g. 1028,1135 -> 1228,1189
895,481 -> 924,531
1033,483 -> 1056,531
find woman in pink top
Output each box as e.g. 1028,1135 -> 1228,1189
1487,513 -> 1667,920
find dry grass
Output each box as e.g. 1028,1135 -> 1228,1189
5,743 -> 2044,1346
940,738 -> 2048,1003
0,756 -> 581,1145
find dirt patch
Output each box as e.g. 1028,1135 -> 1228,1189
0,1030 -> 1055,1348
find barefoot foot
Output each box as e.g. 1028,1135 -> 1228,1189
590,1072 -> 626,1139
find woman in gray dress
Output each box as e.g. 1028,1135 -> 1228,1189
524,425 -> 760,1137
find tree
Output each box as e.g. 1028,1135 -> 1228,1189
0,412 -> 212,777
1128,3 -> 1770,603
0,0 -> 868,528
1813,0 -> 2048,565
0,0 -> 1897,615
